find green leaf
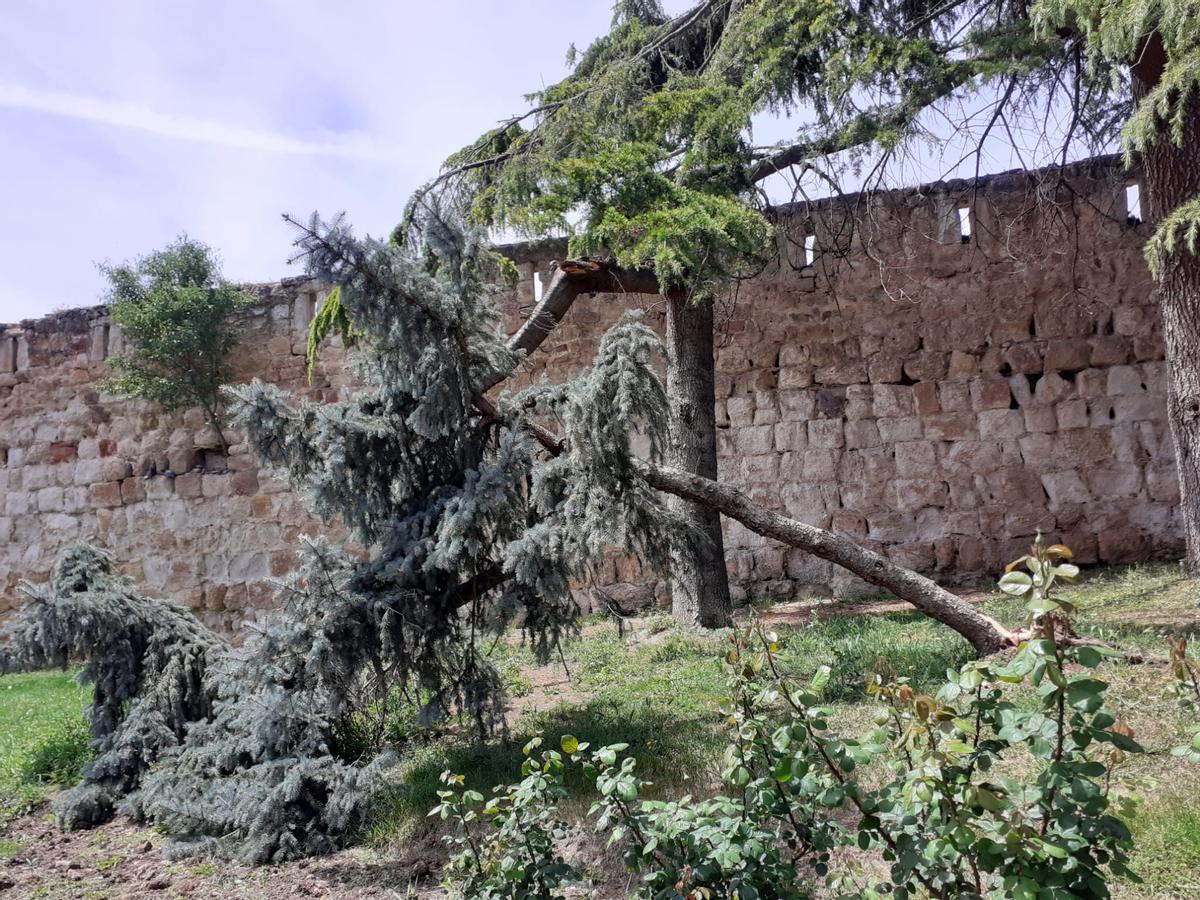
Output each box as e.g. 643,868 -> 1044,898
560,734 -> 579,754
810,665 -> 831,693
999,571 -> 1033,596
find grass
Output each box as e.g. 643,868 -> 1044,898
3,561 -> 1199,896
0,669 -> 93,822
367,561 -> 1200,897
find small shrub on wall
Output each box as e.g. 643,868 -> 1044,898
101,236 -> 252,446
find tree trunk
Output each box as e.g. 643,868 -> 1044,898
664,296 -> 732,628
640,462 -> 1018,655
1132,33 -> 1200,570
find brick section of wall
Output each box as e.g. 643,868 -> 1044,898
0,156 -> 1181,626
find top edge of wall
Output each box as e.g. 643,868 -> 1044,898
5,154 -> 1132,332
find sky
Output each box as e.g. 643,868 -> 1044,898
0,1 -> 691,322
0,1 -> 1103,323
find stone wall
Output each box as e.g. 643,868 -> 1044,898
495,155 -> 1179,602
0,279 -> 349,631
0,155 -> 1181,626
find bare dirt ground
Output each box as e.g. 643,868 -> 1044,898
0,812 -> 445,899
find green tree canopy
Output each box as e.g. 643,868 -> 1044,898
103,236 -> 252,441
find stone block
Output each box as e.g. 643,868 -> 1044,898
844,420 -> 880,449
779,367 -> 814,389
727,396 -> 755,427
971,378 -> 1012,410
1090,337 -> 1130,367
807,419 -> 844,449
1112,393 -> 1162,423
947,351 -> 978,377
736,425 -> 775,455
891,479 -> 949,512
873,385 -> 913,418
1085,464 -> 1143,498
931,383 -> 966,417
1056,399 -> 1088,430
1041,471 -> 1088,506
1147,467 -> 1181,503
903,352 -> 948,382
877,416 -> 923,443
1023,406 -> 1058,433
231,470 -> 260,496
802,449 -> 841,480
120,478 -> 145,504
171,472 -> 201,498
867,353 -> 904,383
978,409 -> 1025,439
778,390 -> 815,420
36,486 -> 64,512
88,482 -> 123,508
1097,526 -> 1148,564
100,457 -> 132,481
913,382 -> 940,416
1003,343 -> 1043,375
891,542 -> 935,571
49,442 -> 77,464
1107,365 -> 1145,395
1044,340 -> 1091,373
894,441 -> 936,477
774,422 -> 807,452
742,454 -> 780,482
923,413 -> 974,441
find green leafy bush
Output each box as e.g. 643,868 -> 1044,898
102,236 -> 252,443
433,737 -> 579,899
437,540 -> 1150,898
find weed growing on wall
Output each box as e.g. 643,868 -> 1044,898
102,236 -> 252,447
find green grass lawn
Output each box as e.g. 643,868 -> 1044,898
0,668 -> 92,822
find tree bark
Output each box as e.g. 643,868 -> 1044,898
664,296 -> 732,628
1132,33 -> 1200,570
639,461 -> 1017,655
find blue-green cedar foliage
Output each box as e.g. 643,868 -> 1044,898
128,208 -> 683,861
0,545 -> 225,830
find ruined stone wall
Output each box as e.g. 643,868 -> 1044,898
0,156 -> 1180,626
0,280 -> 349,631
497,156 -> 1179,603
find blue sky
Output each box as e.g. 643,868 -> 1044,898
0,1 -> 669,321
0,1 -> 1095,323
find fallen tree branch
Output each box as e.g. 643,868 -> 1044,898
637,461 -> 1018,655
480,258 -> 1017,653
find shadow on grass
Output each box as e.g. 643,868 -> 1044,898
367,693 -> 720,843
774,610 -> 975,703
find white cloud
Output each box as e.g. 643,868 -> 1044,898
0,82 -> 394,161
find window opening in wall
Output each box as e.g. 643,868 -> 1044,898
5,336 -> 16,372
303,292 -> 318,328
1126,183 -> 1142,225
958,206 -> 972,243
803,234 -> 817,267
533,271 -> 544,303
101,323 -> 111,360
